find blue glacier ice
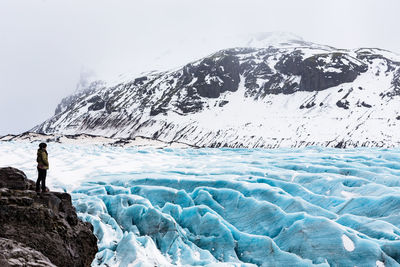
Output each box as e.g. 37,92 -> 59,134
69,147 -> 400,266
1,142 -> 400,266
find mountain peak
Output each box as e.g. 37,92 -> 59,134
242,32 -> 304,47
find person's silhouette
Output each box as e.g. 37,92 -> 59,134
36,142 -> 49,193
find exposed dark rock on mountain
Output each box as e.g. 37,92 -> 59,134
150,53 -> 241,116
54,80 -> 106,115
0,167 -> 97,267
275,52 -> 368,93
31,40 -> 400,148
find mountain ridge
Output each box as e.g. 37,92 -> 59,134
31,37 -> 400,148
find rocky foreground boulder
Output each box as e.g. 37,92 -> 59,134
0,237 -> 55,267
0,167 -> 97,267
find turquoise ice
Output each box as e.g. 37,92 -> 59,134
71,147 -> 400,266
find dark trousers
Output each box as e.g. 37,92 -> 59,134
36,168 -> 47,192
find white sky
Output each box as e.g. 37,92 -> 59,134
1,0 -> 399,135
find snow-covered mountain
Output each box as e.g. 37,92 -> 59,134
32,36 -> 400,148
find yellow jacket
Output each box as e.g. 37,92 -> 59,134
37,149 -> 49,169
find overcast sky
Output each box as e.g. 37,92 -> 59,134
1,0 -> 399,135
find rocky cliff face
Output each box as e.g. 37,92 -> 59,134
0,167 -> 98,267
31,40 -> 400,148
0,237 -> 55,267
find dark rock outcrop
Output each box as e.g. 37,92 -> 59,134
0,167 -> 97,267
150,52 -> 241,116
275,52 -> 368,93
0,237 -> 55,267
0,167 -> 35,190
187,53 -> 241,98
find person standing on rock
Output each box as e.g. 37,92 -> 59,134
36,142 -> 49,193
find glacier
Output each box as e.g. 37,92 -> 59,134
1,142 -> 400,266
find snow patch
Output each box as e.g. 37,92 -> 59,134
341,234 -> 355,252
